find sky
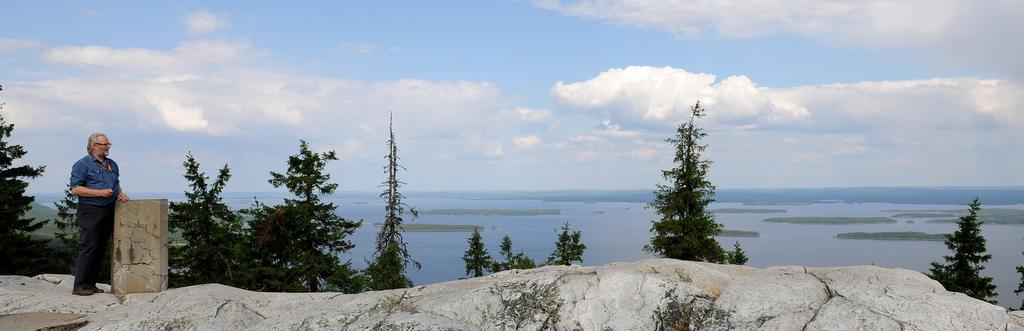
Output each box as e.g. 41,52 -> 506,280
2,1 -> 1023,193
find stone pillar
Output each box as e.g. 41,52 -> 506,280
111,199 -> 169,295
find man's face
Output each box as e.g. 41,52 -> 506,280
92,136 -> 111,157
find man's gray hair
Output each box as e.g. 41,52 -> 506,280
87,133 -> 107,154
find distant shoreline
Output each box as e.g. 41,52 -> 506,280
765,217 -> 897,224
836,231 -> 947,241
27,187 -> 1024,205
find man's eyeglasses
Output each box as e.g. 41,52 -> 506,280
94,143 -> 112,147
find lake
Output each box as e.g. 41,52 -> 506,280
36,188 -> 1024,307
220,191 -> 1024,308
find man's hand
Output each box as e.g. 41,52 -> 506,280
98,189 -> 114,198
118,191 -> 129,202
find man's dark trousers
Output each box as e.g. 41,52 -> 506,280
74,203 -> 115,289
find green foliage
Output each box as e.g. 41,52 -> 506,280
928,198 -> 997,304
645,101 -> 725,263
50,191 -> 81,273
463,228 -> 492,277
1016,253 -> 1023,310
492,235 -> 536,272
546,221 -> 585,266
725,241 -> 748,265
369,114 -> 417,290
0,92 -> 57,275
365,242 -> 412,291
242,141 -> 361,292
52,192 -> 79,248
168,152 -> 247,287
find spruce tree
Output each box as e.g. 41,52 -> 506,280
51,191 -> 81,273
365,243 -> 411,290
238,200 -> 293,291
0,85 -> 55,275
246,141 -> 362,292
546,221 -> 586,266
492,235 -> 536,272
463,228 -> 492,277
168,152 -> 245,287
366,114 -> 417,290
645,101 -> 725,263
928,198 -> 997,304
725,241 -> 749,265
1015,253 -> 1023,310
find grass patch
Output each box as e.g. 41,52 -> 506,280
711,208 -> 786,214
421,209 -> 561,216
717,229 -> 760,237
764,217 -> 896,224
836,231 -> 946,241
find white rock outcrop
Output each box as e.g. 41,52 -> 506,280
1,259 -> 1021,330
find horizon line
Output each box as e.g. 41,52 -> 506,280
28,185 -> 1024,195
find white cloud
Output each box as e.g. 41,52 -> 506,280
334,140 -> 366,159
184,10 -> 230,35
535,0 -> 970,39
554,66 -> 1024,135
0,38 -> 44,53
629,147 -> 656,160
42,41 -> 256,72
551,66 -> 809,128
832,136 -> 868,155
149,96 -> 210,132
516,107 -> 552,122
575,149 -> 597,161
569,134 -> 606,143
536,1 -> 1024,80
7,41 -> 551,192
547,65 -> 1024,186
483,143 -> 505,157
513,135 -> 541,148
44,45 -> 175,70
600,120 -> 641,138
765,77 -> 1024,132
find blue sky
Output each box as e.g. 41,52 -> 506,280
2,1 -> 1022,193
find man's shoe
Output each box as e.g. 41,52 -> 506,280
89,287 -> 105,293
72,288 -> 95,296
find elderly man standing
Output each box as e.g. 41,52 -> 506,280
69,133 -> 129,296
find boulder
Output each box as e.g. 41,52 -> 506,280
1,259 -> 1020,330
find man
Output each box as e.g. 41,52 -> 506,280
69,133 -> 129,296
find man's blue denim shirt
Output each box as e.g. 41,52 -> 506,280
69,154 -> 120,206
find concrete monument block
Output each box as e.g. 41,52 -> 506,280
112,199 -> 169,295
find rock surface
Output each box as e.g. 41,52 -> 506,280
1,259 -> 1021,330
